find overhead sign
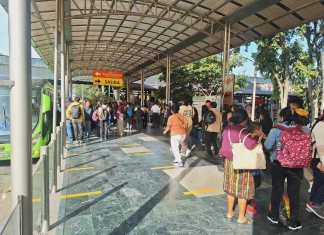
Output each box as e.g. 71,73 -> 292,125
92,70 -> 124,87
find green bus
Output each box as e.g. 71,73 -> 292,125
0,78 -> 53,160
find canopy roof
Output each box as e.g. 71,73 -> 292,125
1,0 -> 324,81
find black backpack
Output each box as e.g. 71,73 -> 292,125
204,110 -> 216,125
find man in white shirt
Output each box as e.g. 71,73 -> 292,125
151,102 -> 161,128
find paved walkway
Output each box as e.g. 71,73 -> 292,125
52,133 -> 323,235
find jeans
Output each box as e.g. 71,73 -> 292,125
310,168 -> 324,205
72,119 -> 83,141
270,161 -> 303,223
171,135 -> 185,163
99,120 -> 108,139
205,131 -> 218,157
66,119 -> 74,144
84,120 -> 92,138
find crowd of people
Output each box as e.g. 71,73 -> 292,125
63,95 -> 324,231
65,97 -> 151,144
163,99 -> 324,231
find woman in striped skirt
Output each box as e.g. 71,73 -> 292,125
219,108 -> 263,224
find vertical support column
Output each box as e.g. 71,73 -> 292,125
126,79 -> 130,102
321,51 -> 324,113
222,23 -> 231,110
251,69 -> 257,121
166,55 -> 171,104
60,0 -> 66,148
9,0 -> 33,233
140,70 -> 144,106
65,44 -> 70,97
53,0 -> 60,132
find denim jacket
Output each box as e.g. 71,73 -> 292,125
264,122 -> 290,162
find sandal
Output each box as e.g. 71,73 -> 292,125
237,218 -> 253,224
226,213 -> 235,220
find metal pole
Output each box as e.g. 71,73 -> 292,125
51,133 -> 57,193
41,146 -> 49,233
53,0 -> 60,133
127,79 -> 130,102
251,69 -> 257,121
56,126 -> 61,172
166,55 -> 171,104
60,0 -> 66,148
321,51 -> 324,113
65,44 -> 69,97
9,0 -> 33,233
141,70 -> 144,106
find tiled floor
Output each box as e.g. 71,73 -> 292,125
52,133 -> 324,235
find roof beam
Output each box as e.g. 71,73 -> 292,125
126,0 -> 280,77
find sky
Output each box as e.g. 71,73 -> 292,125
0,5 -> 256,76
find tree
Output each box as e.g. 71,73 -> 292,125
158,49 -> 245,102
254,30 -> 314,109
298,20 -> 324,117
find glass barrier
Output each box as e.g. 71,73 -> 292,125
0,196 -> 22,235
48,141 -> 54,191
32,156 -> 44,233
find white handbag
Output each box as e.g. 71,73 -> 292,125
229,129 -> 266,170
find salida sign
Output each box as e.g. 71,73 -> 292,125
92,70 -> 124,87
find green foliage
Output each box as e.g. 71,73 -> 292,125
73,84 -> 114,104
158,51 -> 245,102
253,29 -> 315,106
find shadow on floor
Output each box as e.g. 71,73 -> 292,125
58,166 -> 117,192
109,155 -> 203,235
49,182 -> 128,230
63,154 -> 110,171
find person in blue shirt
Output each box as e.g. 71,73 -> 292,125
265,107 -> 310,231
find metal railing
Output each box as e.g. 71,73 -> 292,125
0,122 -> 65,234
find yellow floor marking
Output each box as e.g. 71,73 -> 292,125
32,191 -> 102,203
32,198 -> 41,203
122,143 -> 141,148
64,166 -> 95,172
151,165 -> 176,170
64,153 -> 79,158
60,191 -> 102,199
129,152 -> 151,156
183,188 -> 217,196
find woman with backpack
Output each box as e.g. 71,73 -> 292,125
265,107 -> 311,231
219,108 -> 263,224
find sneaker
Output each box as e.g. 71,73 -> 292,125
185,149 -> 191,157
176,162 -> 184,167
288,221 -> 302,231
173,160 -> 178,163
190,144 -> 196,151
306,202 -> 324,219
266,214 -> 279,225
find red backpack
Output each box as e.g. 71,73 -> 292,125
277,126 -> 312,168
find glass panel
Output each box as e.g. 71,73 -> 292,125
0,87 -> 10,144
0,200 -> 21,235
32,158 -> 44,233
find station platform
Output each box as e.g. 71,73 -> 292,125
50,132 -> 323,235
